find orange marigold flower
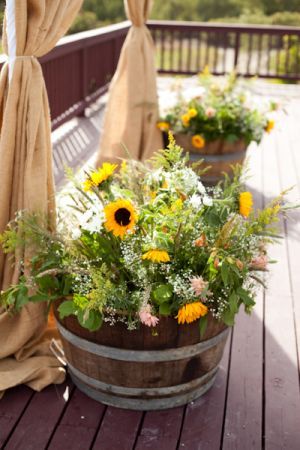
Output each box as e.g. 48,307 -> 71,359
239,191 -> 253,218
176,302 -> 208,325
265,119 -> 275,133
142,249 -> 170,263
192,134 -> 205,149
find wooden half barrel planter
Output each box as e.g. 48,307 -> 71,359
174,133 -> 247,185
54,303 -> 229,411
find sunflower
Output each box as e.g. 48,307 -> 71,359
265,119 -> 275,133
104,199 -> 137,238
188,108 -> 197,118
239,191 -> 253,218
157,121 -> 170,132
192,134 -> 205,149
142,249 -> 170,263
84,162 -> 118,192
176,302 -> 208,324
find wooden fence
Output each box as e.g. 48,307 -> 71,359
0,20 -> 299,130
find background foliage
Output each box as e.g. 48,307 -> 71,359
68,0 -> 299,35
0,0 -> 299,39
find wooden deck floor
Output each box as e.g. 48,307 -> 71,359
1,82 -> 300,450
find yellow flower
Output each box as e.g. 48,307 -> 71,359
142,250 -> 170,263
239,192 -> 253,218
171,198 -> 183,211
157,121 -> 170,132
104,199 -> 137,238
181,113 -> 190,127
176,302 -> 208,325
201,65 -> 210,76
192,134 -> 205,149
83,179 -> 93,192
265,119 -> 275,133
188,108 -> 197,118
84,163 -> 118,191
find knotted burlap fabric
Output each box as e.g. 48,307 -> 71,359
0,0 -> 83,397
97,0 -> 163,164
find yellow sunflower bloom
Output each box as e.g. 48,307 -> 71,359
142,249 -> 170,263
265,119 -> 275,133
83,179 -> 93,192
104,199 -> 137,238
192,134 -> 205,149
239,191 -> 253,218
157,121 -> 170,132
176,302 -> 208,324
188,108 -> 197,118
84,162 -> 118,191
181,113 -> 190,127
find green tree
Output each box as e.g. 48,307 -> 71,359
261,0 -> 300,15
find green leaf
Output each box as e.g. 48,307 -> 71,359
77,309 -> 103,331
58,300 -> 76,319
30,292 -> 51,303
221,262 -> 229,286
199,315 -> 208,338
159,303 -> 171,316
15,285 -> 29,310
152,284 -> 173,305
237,287 -> 255,307
222,307 -> 235,327
62,275 -> 73,296
229,292 -> 239,314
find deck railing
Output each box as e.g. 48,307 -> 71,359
148,20 -> 300,81
0,20 -> 299,130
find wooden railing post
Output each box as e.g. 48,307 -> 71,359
234,32 -> 241,69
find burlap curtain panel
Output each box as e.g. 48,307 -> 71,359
0,0 -> 83,396
97,0 -> 163,164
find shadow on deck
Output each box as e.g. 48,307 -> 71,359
1,79 -> 300,450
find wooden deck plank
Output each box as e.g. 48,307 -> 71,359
222,145 -> 264,450
134,407 -> 185,450
47,388 -> 106,450
262,120 -> 300,450
177,333 -> 231,449
4,382 -> 73,450
92,407 -> 142,450
0,386 -> 34,449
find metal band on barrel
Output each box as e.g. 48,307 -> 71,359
56,320 -> 229,362
69,369 -> 218,411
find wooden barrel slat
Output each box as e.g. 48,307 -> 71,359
58,325 -> 228,388
54,303 -> 229,410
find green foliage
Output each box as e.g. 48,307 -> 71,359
0,137 -> 293,331
69,11 -> 99,34
160,72 -> 272,145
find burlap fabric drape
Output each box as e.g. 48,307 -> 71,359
0,0 -> 83,397
97,0 -> 163,164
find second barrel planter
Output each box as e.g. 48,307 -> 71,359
174,134 -> 247,185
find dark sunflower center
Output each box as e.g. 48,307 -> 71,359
114,208 -> 131,226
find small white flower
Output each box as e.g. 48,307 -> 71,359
203,196 -> 213,206
197,181 -> 206,194
189,194 -> 202,209
71,228 -> 82,240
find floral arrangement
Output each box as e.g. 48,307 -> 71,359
158,70 -> 277,149
0,136 -> 291,335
